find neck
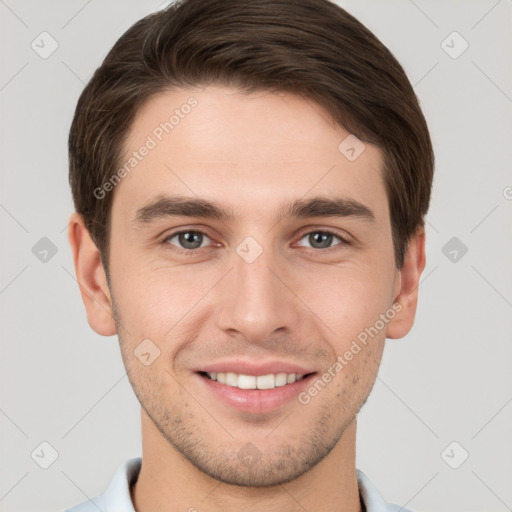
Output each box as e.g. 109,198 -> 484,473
131,411 -> 362,512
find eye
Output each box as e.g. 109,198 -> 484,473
162,228 -> 350,255
164,230 -> 213,252
296,230 -> 349,250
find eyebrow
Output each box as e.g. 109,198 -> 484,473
132,194 -> 375,225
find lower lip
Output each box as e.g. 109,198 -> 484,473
196,373 -> 317,414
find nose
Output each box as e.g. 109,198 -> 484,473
215,242 -> 301,344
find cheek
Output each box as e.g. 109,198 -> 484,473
110,258 -> 217,344
296,261 -> 395,345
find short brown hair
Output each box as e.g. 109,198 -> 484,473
68,0 -> 434,270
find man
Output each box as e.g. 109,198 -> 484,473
66,0 -> 433,510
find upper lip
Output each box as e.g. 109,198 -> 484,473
196,360 -> 316,376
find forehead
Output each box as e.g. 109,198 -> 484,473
113,85 -> 388,223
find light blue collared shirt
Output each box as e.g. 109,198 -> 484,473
65,457 -> 413,512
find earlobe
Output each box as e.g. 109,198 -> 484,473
386,228 -> 426,339
67,213 -> 117,336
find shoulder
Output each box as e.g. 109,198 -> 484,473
64,457 -> 142,512
64,497 -> 106,512
356,468 -> 415,512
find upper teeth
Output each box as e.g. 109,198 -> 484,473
207,372 -> 305,390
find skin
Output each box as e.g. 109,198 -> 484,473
68,85 -> 426,512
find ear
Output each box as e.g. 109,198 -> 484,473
386,227 -> 426,339
67,213 -> 117,336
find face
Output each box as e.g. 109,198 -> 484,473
80,85 -> 413,486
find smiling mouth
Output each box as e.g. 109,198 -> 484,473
198,371 -> 317,390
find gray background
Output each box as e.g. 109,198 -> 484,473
1,1 -> 511,511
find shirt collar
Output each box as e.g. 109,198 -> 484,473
92,457 -> 410,512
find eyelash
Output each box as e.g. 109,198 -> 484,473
162,228 -> 351,256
